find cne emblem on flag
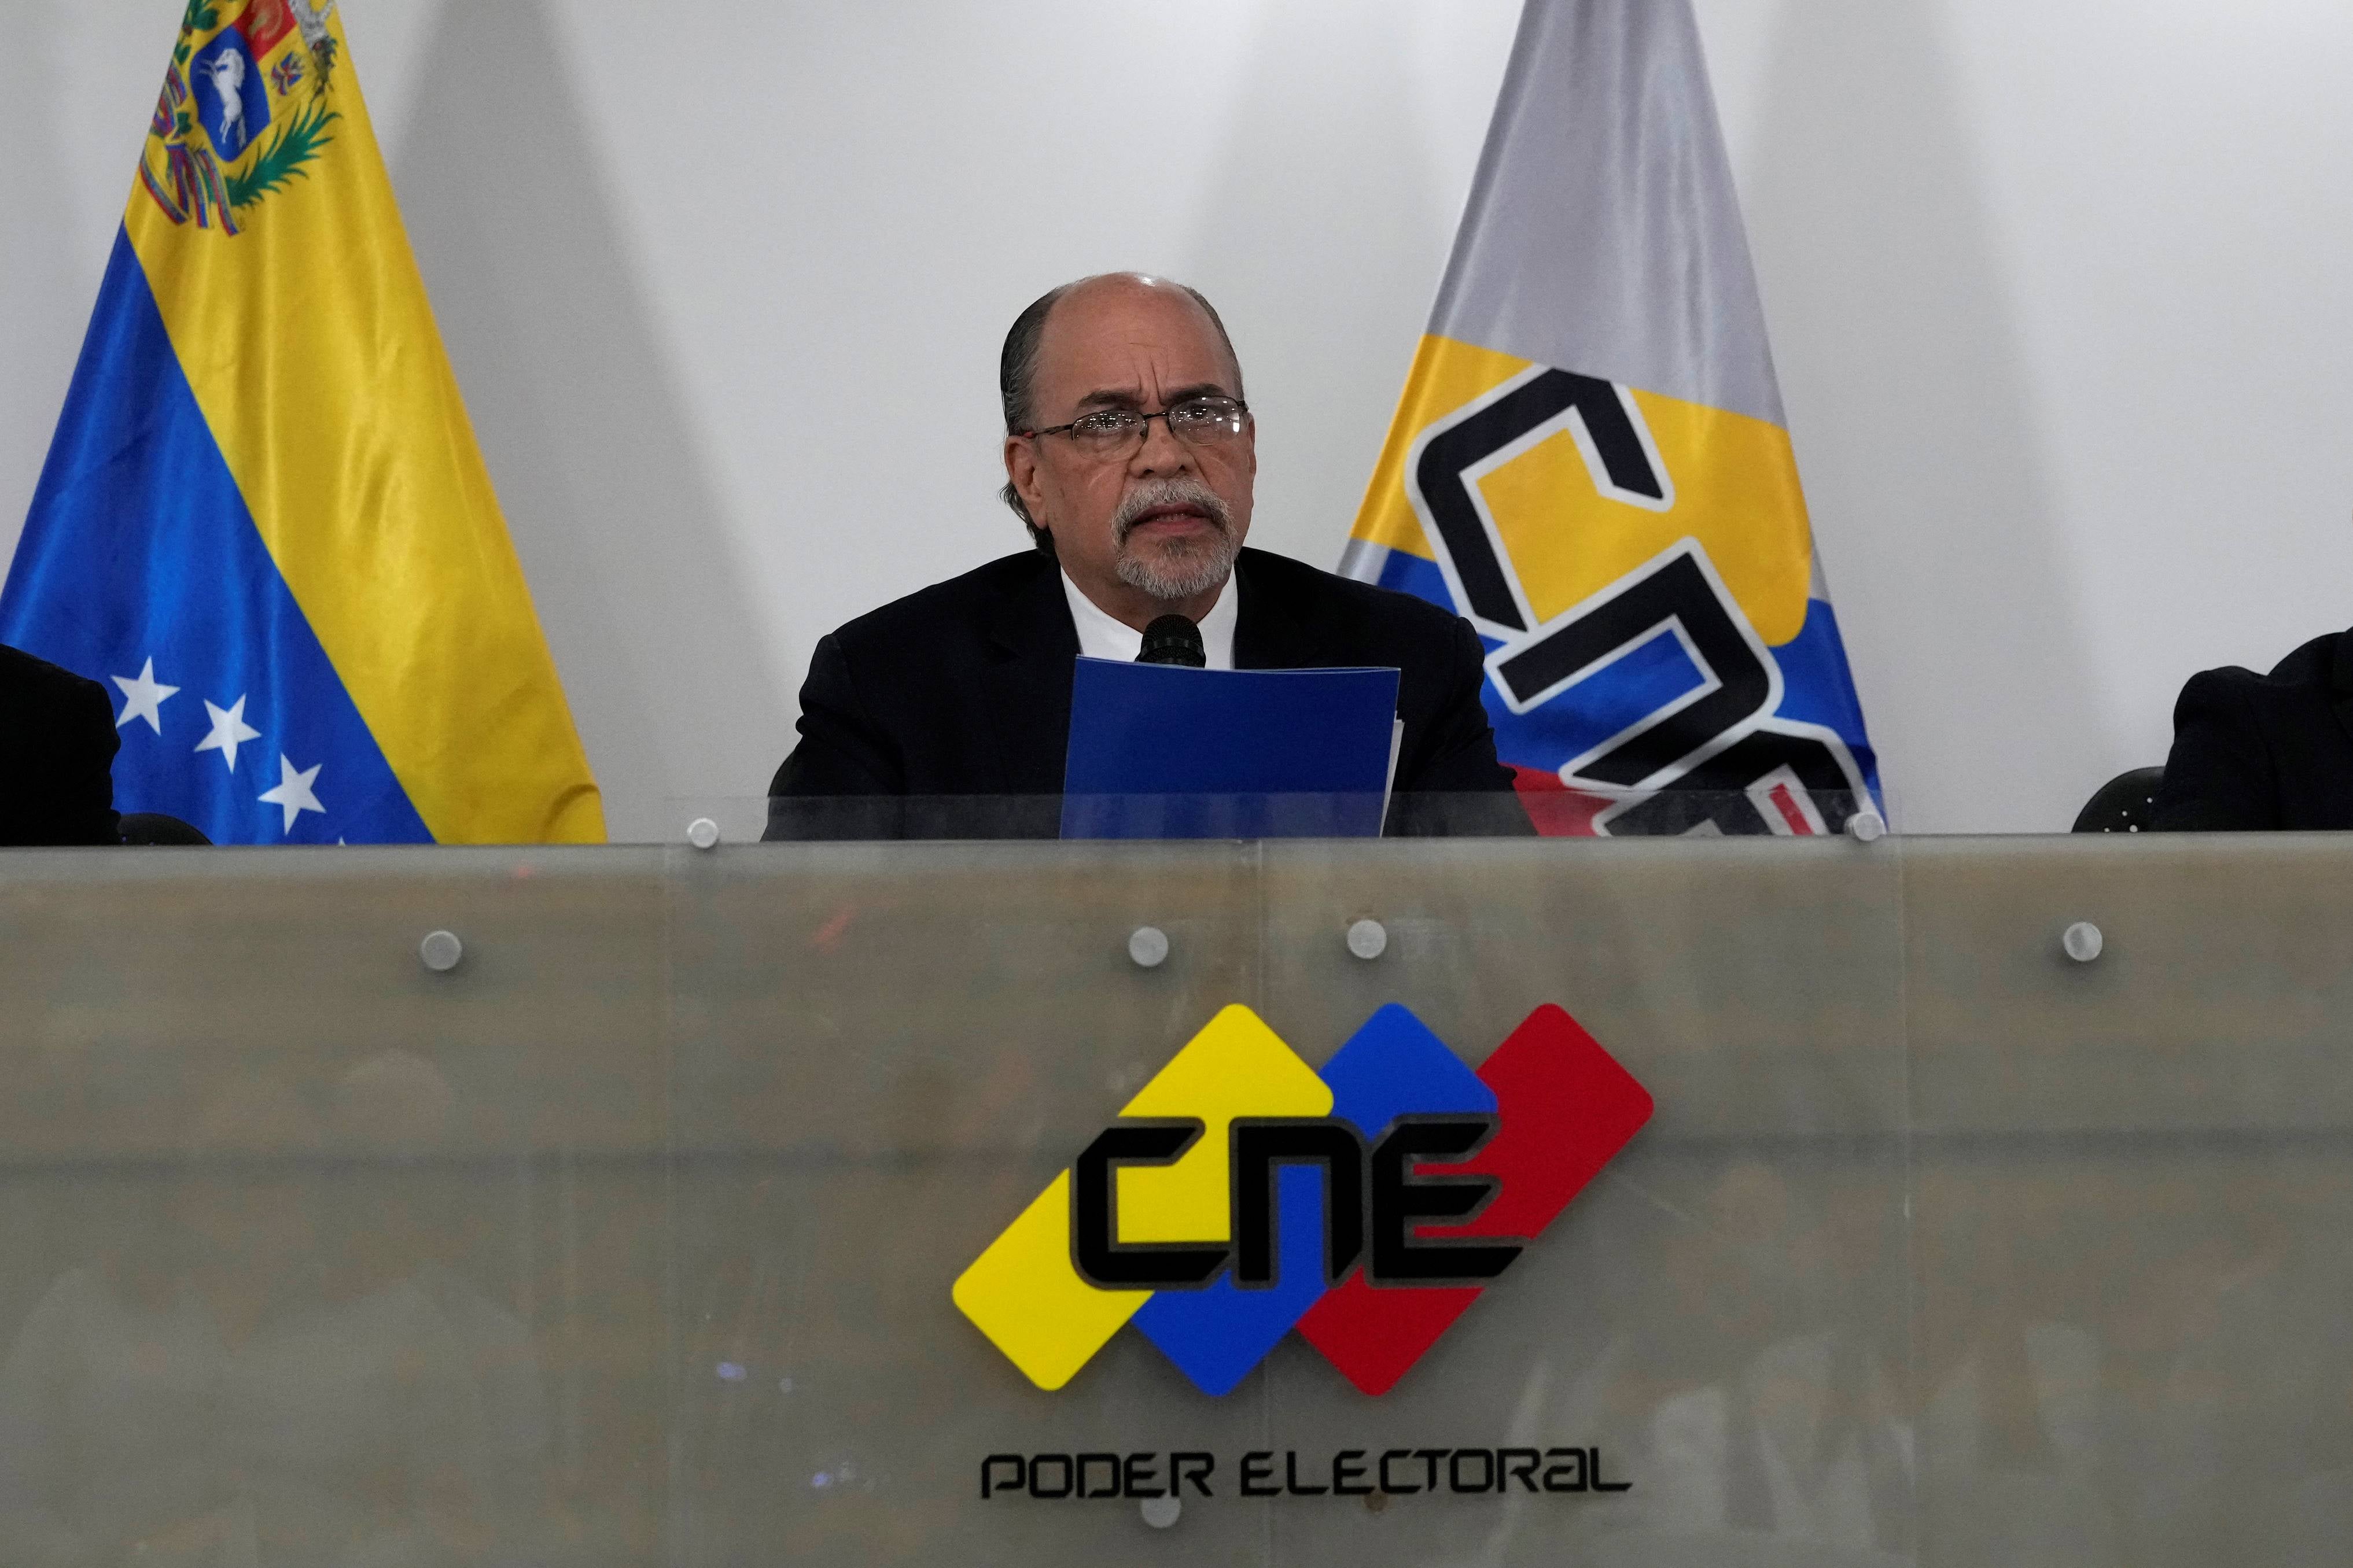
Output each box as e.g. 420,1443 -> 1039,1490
1343,0 -> 1879,838
3,0 -> 602,846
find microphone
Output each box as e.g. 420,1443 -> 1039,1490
1136,614 -> 1206,668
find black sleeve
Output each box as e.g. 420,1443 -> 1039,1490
56,673 -> 122,846
2149,669 -> 2277,831
1388,615 -> 1531,837
1406,616 -> 1518,793
764,634 -> 906,840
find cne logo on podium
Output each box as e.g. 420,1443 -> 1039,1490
952,1003 -> 1652,1397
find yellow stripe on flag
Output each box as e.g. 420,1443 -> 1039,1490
122,6 -> 601,843
1352,335 -> 1816,644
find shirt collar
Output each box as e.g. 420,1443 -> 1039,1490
1059,569 -> 1237,671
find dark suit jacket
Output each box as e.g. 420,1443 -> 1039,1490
1,644 -> 121,847
767,548 -> 1523,837
2151,626 -> 2353,830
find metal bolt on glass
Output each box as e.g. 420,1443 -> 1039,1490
1140,1496 -> 1181,1529
1128,926 -> 1170,969
1846,809 -> 1887,842
1347,918 -> 1389,960
418,929 -> 463,973
2063,921 -> 2104,962
687,817 -> 720,850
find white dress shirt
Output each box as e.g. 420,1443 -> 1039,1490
1060,570 -> 1238,670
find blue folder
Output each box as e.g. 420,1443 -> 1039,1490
1060,658 -> 1402,839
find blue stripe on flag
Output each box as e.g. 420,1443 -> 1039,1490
1375,546 -> 1450,606
1770,598 -> 1881,796
0,228 -> 431,844
1375,547 -> 1880,798
1511,627 -> 1704,763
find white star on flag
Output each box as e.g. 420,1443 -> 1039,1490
111,658 -> 178,734
195,695 -> 262,773
257,754 -> 325,834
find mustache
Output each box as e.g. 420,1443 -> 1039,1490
1112,479 -> 1232,544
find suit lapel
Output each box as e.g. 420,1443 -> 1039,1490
992,552 -> 1317,789
1231,550 -> 1320,670
2329,625 -> 2353,756
980,558 -> 1080,795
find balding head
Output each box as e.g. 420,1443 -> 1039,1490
998,274 -> 1246,545
999,273 -> 1257,630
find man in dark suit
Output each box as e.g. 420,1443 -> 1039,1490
768,272 -> 1519,838
2151,626 -> 2353,830
1,643 -> 121,846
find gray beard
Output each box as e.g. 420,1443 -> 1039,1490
1115,531 -> 1239,600
1112,480 -> 1239,601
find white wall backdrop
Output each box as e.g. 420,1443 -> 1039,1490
5,1 -> 2350,838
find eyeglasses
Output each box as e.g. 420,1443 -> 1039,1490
1022,396 -> 1250,456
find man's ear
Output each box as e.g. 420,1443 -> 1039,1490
1004,435 -> 1050,531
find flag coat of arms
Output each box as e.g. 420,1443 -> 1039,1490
1343,0 -> 1877,838
1,0 -> 602,844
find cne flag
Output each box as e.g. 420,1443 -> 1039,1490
1,0 -> 601,844
1343,0 -> 1877,838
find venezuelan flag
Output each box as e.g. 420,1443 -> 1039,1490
1,0 -> 601,844
1343,0 -> 1877,838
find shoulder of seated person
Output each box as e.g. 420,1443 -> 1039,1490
825,551 -> 1050,650
0,643 -> 110,718
2272,626 -> 2353,692
2182,628 -> 2350,701
1239,548 -> 1467,638
1,641 -> 90,689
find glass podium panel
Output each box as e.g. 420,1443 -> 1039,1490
1255,832 -> 1911,1566
0,845 -> 670,1565
660,817 -> 1270,1563
654,798 -> 1908,1565
6,814 -> 2352,1564
1898,832 -> 2353,1567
